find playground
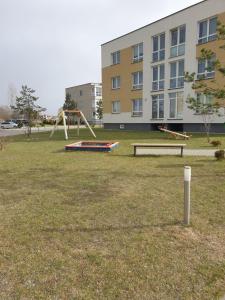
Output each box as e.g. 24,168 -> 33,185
1,129 -> 225,299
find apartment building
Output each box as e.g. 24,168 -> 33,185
65,83 -> 102,124
101,0 -> 225,132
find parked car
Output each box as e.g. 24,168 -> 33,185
0,121 -> 18,129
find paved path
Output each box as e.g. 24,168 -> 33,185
136,148 -> 219,157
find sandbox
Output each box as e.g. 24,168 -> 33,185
65,141 -> 119,152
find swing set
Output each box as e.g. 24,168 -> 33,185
50,109 -> 96,140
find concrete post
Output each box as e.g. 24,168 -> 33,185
184,166 -> 191,225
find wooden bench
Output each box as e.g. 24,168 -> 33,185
131,143 -> 186,157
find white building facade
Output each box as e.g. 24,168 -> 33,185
65,83 -> 102,124
101,0 -> 225,132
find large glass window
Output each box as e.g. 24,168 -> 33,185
152,33 -> 165,62
152,64 -> 165,91
112,100 -> 120,113
170,60 -> 184,89
169,92 -> 183,119
95,87 -> 102,96
152,94 -> 164,119
133,43 -> 143,62
198,17 -> 217,44
170,25 -> 186,57
132,99 -> 143,117
112,76 -> 120,89
111,51 -> 120,65
197,56 -> 215,79
132,71 -> 143,89
196,93 -> 213,113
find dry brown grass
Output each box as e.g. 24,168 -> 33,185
0,129 -> 225,299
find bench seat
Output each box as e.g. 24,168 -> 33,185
131,143 -> 186,157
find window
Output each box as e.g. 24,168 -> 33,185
197,56 -> 215,79
196,93 -> 213,113
132,99 -> 143,117
79,90 -> 83,96
95,87 -> 102,96
170,25 -> 186,57
170,60 -> 184,89
152,33 -> 165,62
132,71 -> 143,89
198,17 -> 217,44
152,94 -> 164,119
169,92 -> 183,119
112,76 -> 120,89
112,100 -> 120,113
112,51 -> 120,65
133,43 -> 143,62
152,64 -> 165,91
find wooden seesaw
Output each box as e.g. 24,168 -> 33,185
159,127 -> 191,140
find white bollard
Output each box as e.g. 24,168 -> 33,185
184,166 -> 191,225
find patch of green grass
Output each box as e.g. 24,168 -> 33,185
1,129 -> 225,299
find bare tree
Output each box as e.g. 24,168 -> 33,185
185,21 -> 225,141
8,83 -> 17,107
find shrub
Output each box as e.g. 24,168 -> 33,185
211,140 -> 222,147
215,150 -> 225,160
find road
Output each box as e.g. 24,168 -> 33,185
0,125 -> 86,137
0,126 -> 54,137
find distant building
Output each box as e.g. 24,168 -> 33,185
65,83 -> 102,124
101,0 -> 225,132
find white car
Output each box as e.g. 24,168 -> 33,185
0,121 -> 18,129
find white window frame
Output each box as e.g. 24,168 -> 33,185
170,60 -> 184,89
152,33 -> 165,62
197,57 -> 215,79
112,100 -> 120,114
132,71 -> 143,90
152,94 -> 164,119
112,76 -> 120,89
152,64 -> 165,91
132,99 -> 143,117
170,25 -> 186,58
169,92 -> 183,119
111,51 -> 120,65
196,93 -> 213,114
198,17 -> 217,44
133,43 -> 143,62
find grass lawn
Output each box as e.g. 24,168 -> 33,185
1,129 -> 225,299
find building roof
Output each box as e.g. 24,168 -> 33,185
66,83 -> 102,90
101,0 -> 207,46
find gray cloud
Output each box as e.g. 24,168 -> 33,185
0,0 -> 200,114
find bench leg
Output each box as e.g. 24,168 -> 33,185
181,147 -> 183,157
134,146 -> 136,156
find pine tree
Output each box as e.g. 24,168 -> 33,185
11,85 -> 45,136
95,99 -> 103,120
63,93 -> 77,128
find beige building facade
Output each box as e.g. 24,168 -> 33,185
65,83 -> 102,124
101,0 -> 225,132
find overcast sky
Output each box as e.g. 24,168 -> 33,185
0,0 -> 201,115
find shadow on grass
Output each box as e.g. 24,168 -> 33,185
156,163 -> 204,168
42,220 -> 182,234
